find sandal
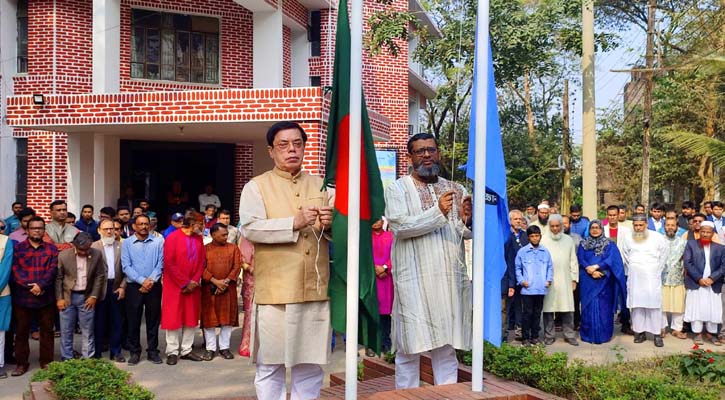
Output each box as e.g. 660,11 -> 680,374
671,330 -> 687,339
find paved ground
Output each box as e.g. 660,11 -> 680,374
0,320 -> 721,400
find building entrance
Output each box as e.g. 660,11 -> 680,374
120,140 -> 235,228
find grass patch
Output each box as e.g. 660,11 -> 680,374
31,358 -> 154,400
455,342 -> 724,400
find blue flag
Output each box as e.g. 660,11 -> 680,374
466,36 -> 510,347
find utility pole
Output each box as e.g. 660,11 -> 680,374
581,0 -> 597,218
641,0 -> 656,207
561,79 -> 572,213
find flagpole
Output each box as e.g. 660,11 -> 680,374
471,0 -> 489,392
346,0 -> 363,398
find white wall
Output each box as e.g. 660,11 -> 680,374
93,134 -> 120,211
92,0 -> 121,93
66,134 -> 95,214
0,0 -> 19,214
290,30 -> 309,87
253,5 -> 284,88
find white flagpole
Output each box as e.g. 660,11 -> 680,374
471,0 -> 489,392
346,0 -> 363,398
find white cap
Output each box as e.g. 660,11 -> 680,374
700,221 -> 715,229
537,204 -> 550,210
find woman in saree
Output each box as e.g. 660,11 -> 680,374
576,220 -> 628,344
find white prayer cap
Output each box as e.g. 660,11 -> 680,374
701,221 -> 715,229
537,204 -> 550,210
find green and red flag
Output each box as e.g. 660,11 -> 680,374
323,0 -> 386,353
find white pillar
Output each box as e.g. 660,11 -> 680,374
0,0 -> 18,212
92,0 -> 121,93
93,134 -> 120,211
67,134 -> 95,215
253,4 -> 284,88
290,30 -> 309,87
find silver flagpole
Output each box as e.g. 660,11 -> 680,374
346,0 -> 363,398
471,0 -> 489,392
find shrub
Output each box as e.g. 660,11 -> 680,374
680,344 -> 725,385
458,342 -> 724,400
31,359 -> 154,400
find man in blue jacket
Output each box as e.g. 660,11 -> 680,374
503,210 -> 528,342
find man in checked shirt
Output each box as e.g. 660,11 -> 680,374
10,216 -> 58,376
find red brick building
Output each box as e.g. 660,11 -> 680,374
0,0 -> 437,223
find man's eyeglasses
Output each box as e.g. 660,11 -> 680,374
410,147 -> 438,156
273,140 -> 304,150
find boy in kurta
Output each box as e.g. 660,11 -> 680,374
201,223 -> 242,360
161,212 -> 205,365
515,225 -> 553,345
239,121 -> 333,400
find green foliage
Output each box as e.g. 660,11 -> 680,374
457,342 -> 724,400
680,344 -> 725,385
365,7 -> 420,57
31,359 -> 154,400
382,350 -> 396,364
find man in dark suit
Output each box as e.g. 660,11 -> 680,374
503,209 -> 528,342
56,232 -> 106,360
91,219 -> 126,362
683,222 -> 724,346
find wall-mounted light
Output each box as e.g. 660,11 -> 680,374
32,94 -> 45,105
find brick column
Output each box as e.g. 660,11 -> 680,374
299,121 -> 323,176
27,132 -> 68,220
234,142 -> 254,224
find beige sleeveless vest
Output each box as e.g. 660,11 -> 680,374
252,168 -> 330,304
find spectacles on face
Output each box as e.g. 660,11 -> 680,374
273,140 -> 304,150
410,147 -> 438,156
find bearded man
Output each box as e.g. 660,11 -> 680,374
661,218 -> 687,339
540,215 -> 579,346
683,222 -> 724,346
620,214 -> 667,347
529,204 -> 550,236
385,132 -> 472,389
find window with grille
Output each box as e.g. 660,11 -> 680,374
16,138 -> 27,206
131,9 -> 220,84
17,0 -> 28,73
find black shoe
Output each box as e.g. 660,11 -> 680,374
202,350 -> 215,361
543,338 -> 555,345
530,338 -> 540,345
622,325 -> 635,335
219,349 -> 234,360
112,354 -> 126,363
180,352 -> 203,362
521,339 -> 530,346
0,367 -> 7,379
166,354 -> 178,365
565,338 -> 579,346
634,332 -> 646,343
148,352 -> 163,364
128,353 -> 140,365
654,335 -> 664,347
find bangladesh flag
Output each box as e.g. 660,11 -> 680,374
322,0 -> 386,354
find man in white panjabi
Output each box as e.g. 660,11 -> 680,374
529,204 -> 550,236
540,215 -> 579,346
385,133 -> 472,389
683,222 -> 724,346
620,214 -> 667,347
239,121 -> 334,400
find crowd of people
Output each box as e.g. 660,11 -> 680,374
0,121 -> 722,400
504,201 -> 724,348
0,198 -> 252,379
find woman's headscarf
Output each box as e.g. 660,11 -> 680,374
580,219 -> 610,256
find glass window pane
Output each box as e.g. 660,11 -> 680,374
205,35 -> 219,84
131,27 -> 145,63
162,13 -> 174,28
191,70 -> 204,83
146,64 -> 159,80
133,9 -> 160,28
191,33 -> 204,70
176,31 -> 190,66
131,63 -> 144,78
161,30 -> 174,65
176,67 -> 190,82
161,65 -> 175,81
146,29 -> 160,64
174,14 -> 191,31
192,15 -> 219,33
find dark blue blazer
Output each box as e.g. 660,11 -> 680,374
683,240 -> 725,293
503,230 -> 529,294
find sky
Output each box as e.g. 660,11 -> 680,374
570,26 -> 647,144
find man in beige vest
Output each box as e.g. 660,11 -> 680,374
239,121 -> 333,400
